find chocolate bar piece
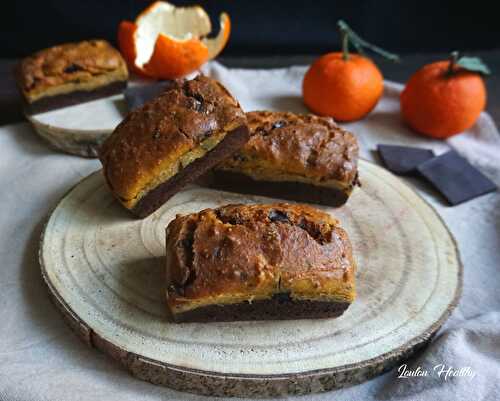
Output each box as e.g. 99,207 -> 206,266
377,144 -> 435,175
166,203 -> 356,323
417,150 -> 497,205
124,81 -> 176,112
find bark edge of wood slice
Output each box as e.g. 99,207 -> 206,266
39,160 -> 462,397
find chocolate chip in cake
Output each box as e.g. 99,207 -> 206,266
272,120 -> 287,129
268,209 -> 290,223
307,149 -> 319,166
256,127 -> 270,137
64,63 -> 83,74
180,238 -> 193,249
216,209 -> 245,225
298,218 -> 326,244
232,154 -> 247,163
186,93 -> 205,112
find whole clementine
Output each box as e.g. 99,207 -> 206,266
401,60 -> 487,139
303,53 -> 384,121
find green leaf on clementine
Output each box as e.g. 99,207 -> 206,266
337,20 -> 400,62
456,57 -> 491,75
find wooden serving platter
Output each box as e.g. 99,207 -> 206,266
39,160 -> 461,397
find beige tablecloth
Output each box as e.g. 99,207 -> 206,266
1,62 -> 499,401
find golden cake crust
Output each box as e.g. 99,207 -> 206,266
16,40 -> 128,102
218,111 -> 359,186
99,75 -> 246,209
166,203 -> 356,314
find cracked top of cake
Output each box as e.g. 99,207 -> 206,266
99,75 -> 246,209
166,203 -> 356,313
218,111 -> 359,186
16,40 -> 128,102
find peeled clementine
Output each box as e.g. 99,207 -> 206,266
117,1 -> 231,79
117,21 -> 145,76
303,53 -> 384,122
401,61 -> 486,139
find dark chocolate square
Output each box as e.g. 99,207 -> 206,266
417,150 -> 497,205
124,81 -> 175,111
377,144 -> 435,175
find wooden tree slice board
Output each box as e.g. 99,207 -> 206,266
26,94 -> 126,158
39,160 -> 462,397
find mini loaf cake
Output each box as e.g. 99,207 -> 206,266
16,40 -> 129,114
99,75 -> 249,218
211,111 -> 359,206
166,203 -> 356,323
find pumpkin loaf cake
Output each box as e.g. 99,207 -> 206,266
99,75 -> 249,218
211,111 -> 359,206
165,203 -> 356,323
16,40 -> 128,114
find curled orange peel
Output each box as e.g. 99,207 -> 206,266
117,1 -> 231,79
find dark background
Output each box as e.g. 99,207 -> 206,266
2,0 -> 500,57
2,0 -> 500,126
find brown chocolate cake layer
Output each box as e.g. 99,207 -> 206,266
23,80 -> 127,115
132,125 -> 249,218
168,294 -> 351,323
210,169 -> 353,207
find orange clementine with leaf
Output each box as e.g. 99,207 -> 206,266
401,54 -> 488,139
303,53 -> 384,121
302,20 -> 398,122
